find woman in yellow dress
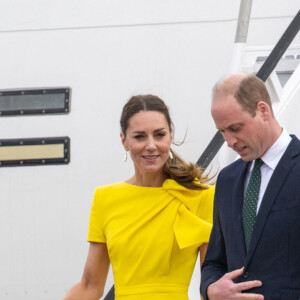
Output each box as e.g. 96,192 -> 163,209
61,95 -> 214,300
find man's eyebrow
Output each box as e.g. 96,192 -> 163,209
216,123 -> 243,130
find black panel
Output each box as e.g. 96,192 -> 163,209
0,88 -> 71,116
0,136 -> 70,167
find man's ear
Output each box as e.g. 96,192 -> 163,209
257,101 -> 271,120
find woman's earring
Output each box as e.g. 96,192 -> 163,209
123,151 -> 128,162
169,150 -> 173,160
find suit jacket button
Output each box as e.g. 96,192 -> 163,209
243,272 -> 249,279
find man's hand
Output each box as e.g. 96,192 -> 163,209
207,267 -> 264,300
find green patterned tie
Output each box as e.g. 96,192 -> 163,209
243,158 -> 263,251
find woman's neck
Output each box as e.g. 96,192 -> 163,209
126,173 -> 167,187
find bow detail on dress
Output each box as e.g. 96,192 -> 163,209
163,179 -> 213,249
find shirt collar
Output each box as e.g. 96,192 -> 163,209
261,128 -> 291,170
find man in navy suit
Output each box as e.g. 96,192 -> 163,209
200,73 -> 300,300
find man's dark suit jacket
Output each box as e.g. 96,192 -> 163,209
201,135 -> 300,300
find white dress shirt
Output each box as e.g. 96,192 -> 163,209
244,128 -> 292,214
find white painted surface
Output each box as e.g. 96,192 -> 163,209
0,1 -> 299,299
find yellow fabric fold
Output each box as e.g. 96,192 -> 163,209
174,204 -> 213,248
163,179 -> 213,249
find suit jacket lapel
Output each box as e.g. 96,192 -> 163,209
245,137 -> 300,267
231,160 -> 249,260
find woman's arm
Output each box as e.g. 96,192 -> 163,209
199,243 -> 208,265
61,242 -> 110,300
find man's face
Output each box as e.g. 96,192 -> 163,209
211,94 -> 268,161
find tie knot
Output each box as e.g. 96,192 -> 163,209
254,158 -> 263,169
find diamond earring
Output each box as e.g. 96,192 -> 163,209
123,151 -> 128,162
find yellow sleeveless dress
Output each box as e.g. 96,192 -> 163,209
87,179 -> 214,300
